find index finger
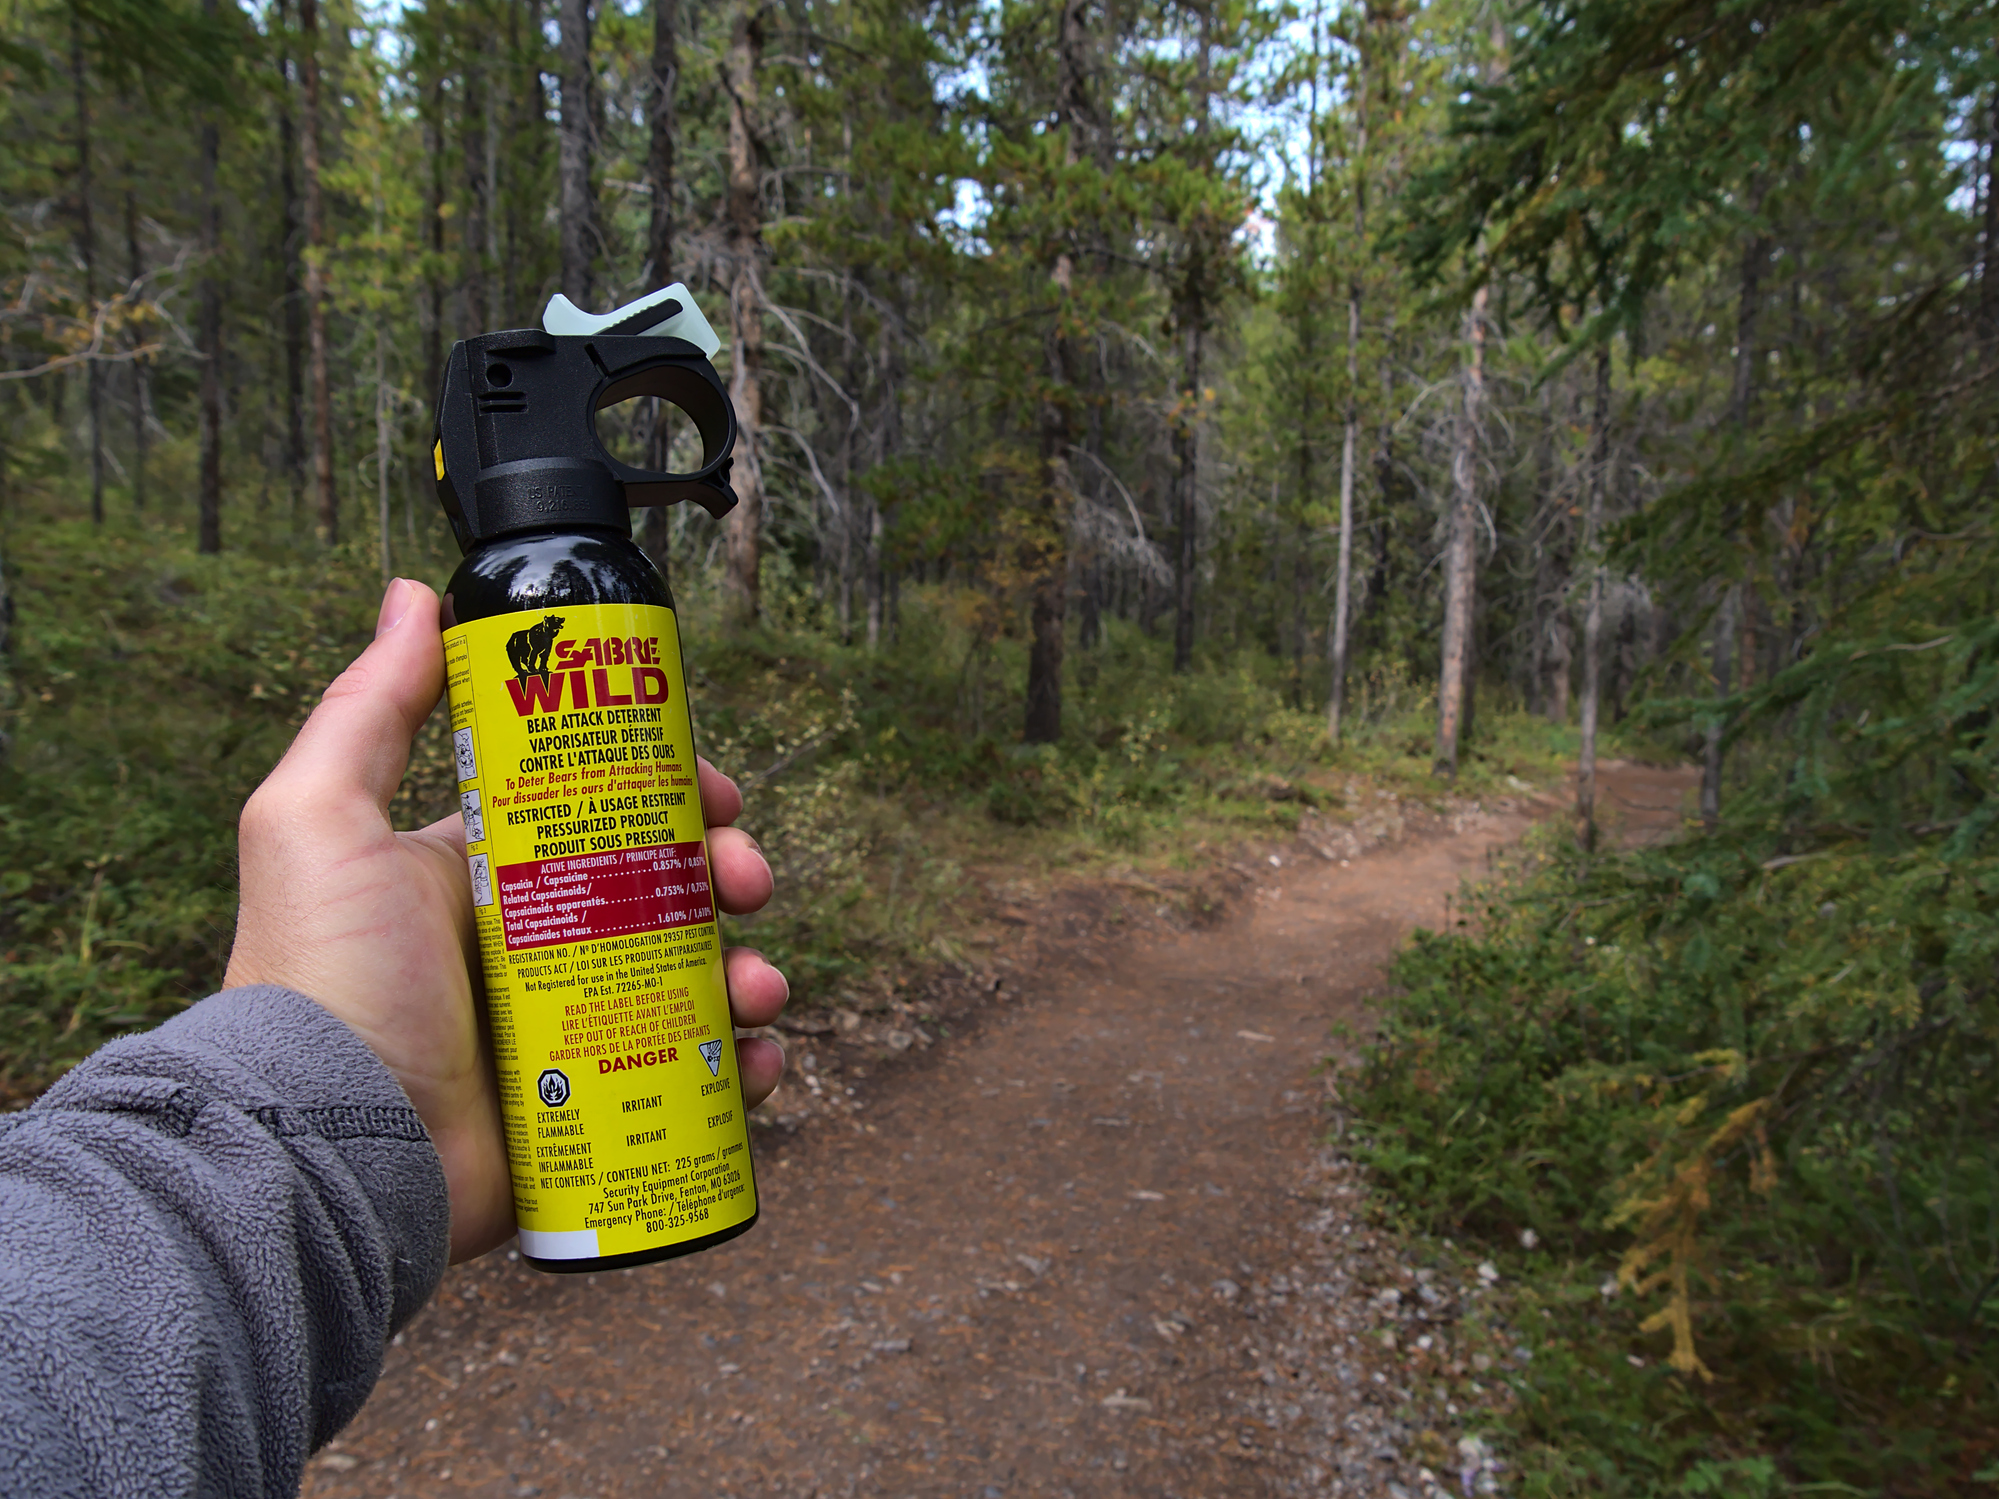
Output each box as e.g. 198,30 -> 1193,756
698,757 -> 744,827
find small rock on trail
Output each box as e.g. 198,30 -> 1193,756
305,768 -> 1687,1498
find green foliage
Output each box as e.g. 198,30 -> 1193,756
1347,0 -> 1999,1476
1397,0 -> 1990,336
0,487 -> 1587,1099
0,512 -> 395,1098
1357,844 -> 1999,1488
8,0 -> 1997,1486
1350,622 -> 1999,1489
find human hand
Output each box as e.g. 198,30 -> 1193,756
225,578 -> 788,1263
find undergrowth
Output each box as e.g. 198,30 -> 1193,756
0,502 -> 1579,1099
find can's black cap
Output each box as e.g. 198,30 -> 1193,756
432,323 -> 738,553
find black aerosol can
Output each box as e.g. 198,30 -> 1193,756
432,286 -> 757,1273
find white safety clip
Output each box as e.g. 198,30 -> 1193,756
540,282 -> 722,359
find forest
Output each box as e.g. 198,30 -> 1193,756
2,0 -> 1996,1490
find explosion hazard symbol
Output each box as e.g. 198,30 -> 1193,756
698,1039 -> 725,1078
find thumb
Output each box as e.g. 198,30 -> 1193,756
262,578 -> 446,818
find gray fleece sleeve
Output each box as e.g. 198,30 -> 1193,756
0,985 -> 450,1499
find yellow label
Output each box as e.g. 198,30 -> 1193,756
442,600 -> 756,1263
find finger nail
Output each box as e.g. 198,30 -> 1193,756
376,578 -> 415,638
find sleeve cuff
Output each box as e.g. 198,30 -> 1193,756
40,984 -> 452,1331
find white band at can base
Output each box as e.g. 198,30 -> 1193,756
517,1227 -> 603,1260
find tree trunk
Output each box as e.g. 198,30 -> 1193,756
1737,576 -> 1758,693
1729,238 -> 1768,432
557,0 -> 597,307
863,292 -> 899,652
1701,226 -> 1768,822
1328,273 -> 1360,742
463,35 -> 491,334
1169,17 -> 1213,677
1169,306 -> 1201,674
68,8 -> 104,527
722,0 -> 765,627
646,0 -> 679,288
1545,613 -> 1571,722
299,0 -> 336,544
864,500 -> 884,650
1982,91 -> 1998,350
123,181 -> 148,512
1024,0 -> 1094,742
0,530 -> 12,766
376,325 -> 392,584
1026,250 -> 1075,741
503,1 -> 530,325
424,78 -> 446,411
1700,586 -> 1735,831
1523,396 -> 1556,718
1080,558 -> 1103,654
1078,258 -> 1110,666
484,51 -> 501,311
196,0 -> 223,554
1575,345 -> 1612,850
275,4 -> 305,516
642,4 -> 681,478
1291,275 -> 1317,700
1327,52 -> 1368,744
836,266 -> 856,643
1433,284 -> 1487,778
1288,519 -> 1306,703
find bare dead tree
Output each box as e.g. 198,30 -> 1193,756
1433,283 -> 1487,778
1327,69 -> 1367,743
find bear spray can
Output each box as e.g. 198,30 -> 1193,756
432,286 -> 758,1272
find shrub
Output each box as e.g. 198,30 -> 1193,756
1349,618 -> 1999,1494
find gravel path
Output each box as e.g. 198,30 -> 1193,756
304,767 -> 1687,1499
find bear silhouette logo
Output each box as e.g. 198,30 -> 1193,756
506,615 -> 565,686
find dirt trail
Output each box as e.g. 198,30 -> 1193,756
305,764 -> 1691,1499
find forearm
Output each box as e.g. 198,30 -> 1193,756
0,986 -> 449,1498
